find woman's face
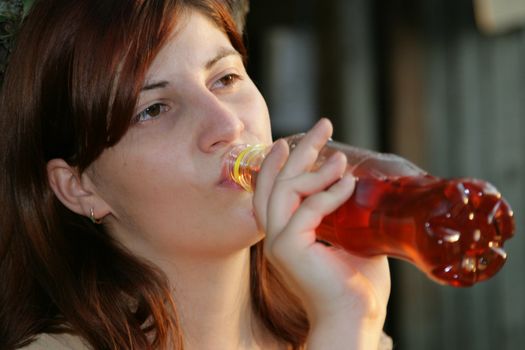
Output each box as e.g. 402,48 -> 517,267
87,9 -> 272,261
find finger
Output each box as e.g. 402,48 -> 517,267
277,118 -> 333,179
265,152 -> 349,242
252,139 -> 289,232
273,151 -> 348,203
254,118 -> 334,232
271,173 -> 356,251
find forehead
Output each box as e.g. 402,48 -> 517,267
144,9 -> 234,80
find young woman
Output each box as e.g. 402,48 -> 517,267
0,0 -> 391,349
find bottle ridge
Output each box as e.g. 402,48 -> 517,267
226,134 -> 515,287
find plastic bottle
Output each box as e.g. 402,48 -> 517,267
226,134 -> 515,287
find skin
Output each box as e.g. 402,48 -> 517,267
47,8 -> 390,350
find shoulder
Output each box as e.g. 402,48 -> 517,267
17,333 -> 91,350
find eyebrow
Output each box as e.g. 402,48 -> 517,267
141,80 -> 170,92
205,48 -> 240,70
140,48 -> 240,92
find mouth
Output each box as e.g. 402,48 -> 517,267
217,150 -> 244,190
218,174 -> 245,190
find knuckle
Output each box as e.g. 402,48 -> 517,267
302,192 -> 329,212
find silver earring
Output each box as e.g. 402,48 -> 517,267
90,207 -> 102,224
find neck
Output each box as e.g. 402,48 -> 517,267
156,247 -> 277,349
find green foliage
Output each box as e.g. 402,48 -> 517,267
23,0 -> 34,15
0,0 -> 24,86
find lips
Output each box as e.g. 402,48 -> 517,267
218,177 -> 244,190
218,151 -> 243,189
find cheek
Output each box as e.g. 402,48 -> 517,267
91,144 -> 183,217
243,86 -> 272,140
103,167 -> 205,243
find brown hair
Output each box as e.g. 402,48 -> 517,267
0,0 -> 307,349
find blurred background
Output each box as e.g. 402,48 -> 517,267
246,1 -> 525,349
2,0 -> 524,349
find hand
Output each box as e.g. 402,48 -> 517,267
253,119 -> 390,348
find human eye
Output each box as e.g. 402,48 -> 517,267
133,102 -> 170,124
211,73 -> 242,90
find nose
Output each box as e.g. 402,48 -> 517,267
196,93 -> 245,153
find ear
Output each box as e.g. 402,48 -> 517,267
47,159 -> 111,220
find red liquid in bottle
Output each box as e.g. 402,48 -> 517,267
316,175 -> 515,287
227,137 -> 516,286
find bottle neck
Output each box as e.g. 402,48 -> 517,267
226,144 -> 268,192
226,132 -> 427,192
